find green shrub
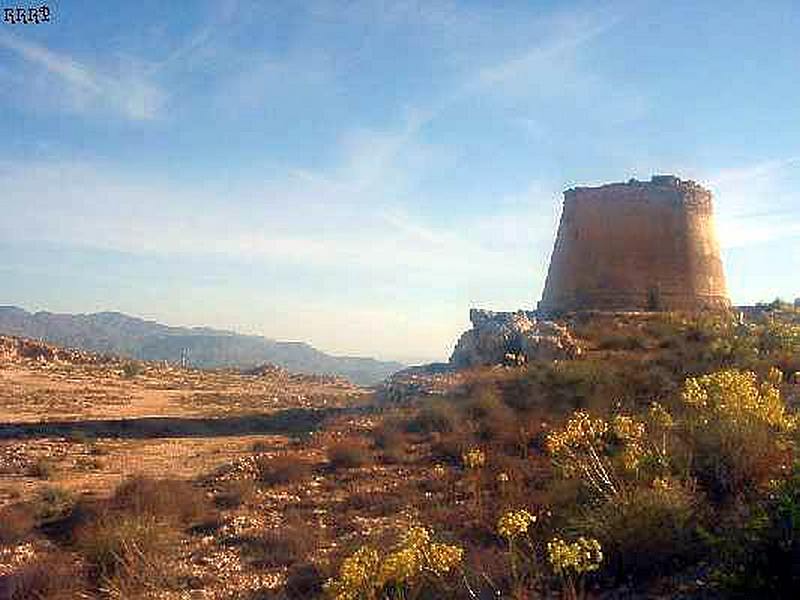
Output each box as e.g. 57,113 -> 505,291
122,362 -> 144,378
373,418 -> 410,464
532,360 -> 620,414
251,439 -> 272,452
342,488 -> 409,517
575,481 -> 702,581
709,466 -> 800,597
240,526 -> 313,568
464,387 -> 519,445
404,401 -> 461,435
430,434 -> 470,465
33,485 -> 76,523
597,333 -> 646,351
284,562 -> 326,599
75,456 -> 104,471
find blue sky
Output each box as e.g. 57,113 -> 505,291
1,0 -> 799,363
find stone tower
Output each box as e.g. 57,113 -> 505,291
538,175 -> 729,313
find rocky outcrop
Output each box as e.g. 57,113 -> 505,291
0,335 -> 114,365
449,309 -> 580,368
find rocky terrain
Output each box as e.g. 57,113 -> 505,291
1,307 -> 799,599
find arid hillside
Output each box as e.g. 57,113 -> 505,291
1,307 -> 799,599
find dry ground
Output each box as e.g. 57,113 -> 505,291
0,346 -> 484,600
0,354 -> 399,598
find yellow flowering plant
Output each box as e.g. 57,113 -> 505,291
681,368 -> 797,496
546,404 -> 679,498
325,546 -> 381,600
325,525 -> 464,600
545,411 -> 620,499
497,509 -> 536,540
682,369 -> 795,432
497,508 -> 540,598
462,447 -> 486,513
547,536 -> 603,600
462,447 -> 485,469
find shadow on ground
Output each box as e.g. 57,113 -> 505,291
0,408 -> 344,440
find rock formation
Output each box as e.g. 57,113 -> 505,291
449,309 -> 580,368
539,175 -> 730,313
0,335 -> 115,365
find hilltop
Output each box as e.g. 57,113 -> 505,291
0,306 -> 404,386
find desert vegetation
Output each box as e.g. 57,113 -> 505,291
1,308 -> 799,598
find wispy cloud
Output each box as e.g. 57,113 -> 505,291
708,157 -> 800,248
0,31 -> 165,120
304,8 -> 623,210
0,159 -> 537,276
476,16 -> 618,88
710,156 -> 800,187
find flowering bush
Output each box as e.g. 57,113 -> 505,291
462,447 -> 485,469
545,410 -> 656,499
545,411 -> 612,498
325,546 -> 381,600
547,536 -> 603,574
495,508 -> 543,598
547,536 -> 603,600
758,319 -> 800,357
325,525 -> 464,599
681,369 -> 797,499
682,369 -> 795,431
497,509 -> 536,540
610,415 -> 647,471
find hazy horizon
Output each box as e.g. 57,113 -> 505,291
2,0 -> 799,363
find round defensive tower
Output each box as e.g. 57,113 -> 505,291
538,175 -> 730,313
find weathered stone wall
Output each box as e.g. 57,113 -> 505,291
538,175 -> 729,313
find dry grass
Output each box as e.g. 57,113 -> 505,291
327,439 -> 373,469
109,476 -> 214,527
255,454 -> 313,485
2,552 -> 87,600
0,503 -> 36,544
215,478 -> 257,509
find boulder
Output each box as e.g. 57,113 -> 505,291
449,309 -> 580,368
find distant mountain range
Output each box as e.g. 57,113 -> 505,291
0,306 -> 404,386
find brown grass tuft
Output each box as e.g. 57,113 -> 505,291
255,454 -> 313,485
327,439 -> 373,469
